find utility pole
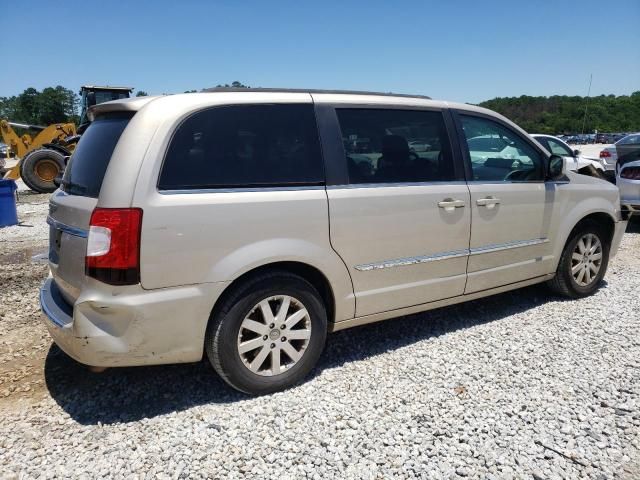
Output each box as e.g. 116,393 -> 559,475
581,74 -> 593,136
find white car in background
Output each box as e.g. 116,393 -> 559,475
600,133 -> 640,178
465,135 -> 520,160
531,134 -> 606,175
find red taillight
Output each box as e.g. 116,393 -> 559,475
621,167 -> 640,180
85,208 -> 143,285
600,150 -> 611,158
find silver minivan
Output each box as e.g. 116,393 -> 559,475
41,89 -> 627,394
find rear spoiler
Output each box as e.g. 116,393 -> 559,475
87,96 -> 158,122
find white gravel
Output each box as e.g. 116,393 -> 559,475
0,189 -> 638,479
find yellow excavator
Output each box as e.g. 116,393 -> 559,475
1,85 -> 133,193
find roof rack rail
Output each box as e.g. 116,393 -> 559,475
201,87 -> 431,100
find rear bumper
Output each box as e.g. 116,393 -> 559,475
40,276 -> 228,367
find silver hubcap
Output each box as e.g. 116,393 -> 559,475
237,295 -> 311,376
571,233 -> 603,286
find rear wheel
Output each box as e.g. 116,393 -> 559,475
20,148 -> 65,193
205,271 -> 327,395
547,221 -> 610,298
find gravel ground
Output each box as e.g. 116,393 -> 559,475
0,184 -> 639,479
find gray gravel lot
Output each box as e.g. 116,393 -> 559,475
0,184 -> 638,479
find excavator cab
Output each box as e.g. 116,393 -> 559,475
78,85 -> 133,129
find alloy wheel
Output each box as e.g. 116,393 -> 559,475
237,295 -> 312,376
571,233 -> 603,286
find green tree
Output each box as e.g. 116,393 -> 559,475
215,81 -> 250,88
16,87 -> 40,124
38,86 -> 78,125
0,86 -> 78,126
135,90 -> 148,97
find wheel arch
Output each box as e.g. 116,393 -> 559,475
209,261 -> 338,328
553,209 -> 617,271
572,212 -> 616,245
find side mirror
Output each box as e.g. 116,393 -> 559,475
547,154 -> 565,180
53,175 -> 63,188
573,149 -> 580,157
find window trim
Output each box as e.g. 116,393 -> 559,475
450,109 -> 551,183
316,103 -> 465,186
156,103 -> 326,193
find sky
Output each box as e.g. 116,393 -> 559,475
1,0 -> 639,103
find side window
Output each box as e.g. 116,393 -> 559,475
545,137 -> 573,157
335,109 -> 455,184
159,104 -> 324,190
460,115 -> 545,182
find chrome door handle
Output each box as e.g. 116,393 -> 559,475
476,196 -> 501,207
438,198 -> 465,211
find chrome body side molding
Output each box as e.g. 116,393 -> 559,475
354,238 -> 549,272
469,238 -> 549,256
354,249 -> 469,272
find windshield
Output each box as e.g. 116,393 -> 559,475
61,113 -> 133,197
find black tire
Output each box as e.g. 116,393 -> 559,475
547,220 -> 610,298
205,271 -> 327,395
20,148 -> 65,193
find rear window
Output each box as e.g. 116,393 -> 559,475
158,104 -> 324,190
62,113 -> 133,197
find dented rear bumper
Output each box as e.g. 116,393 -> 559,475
40,276 -> 228,367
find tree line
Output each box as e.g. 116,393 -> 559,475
0,86 -> 80,126
478,92 -> 640,134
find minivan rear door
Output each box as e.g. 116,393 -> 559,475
48,113 -> 133,304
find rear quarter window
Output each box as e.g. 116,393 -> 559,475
158,104 -> 324,190
62,112 -> 133,197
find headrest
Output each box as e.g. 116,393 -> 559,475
381,135 -> 410,157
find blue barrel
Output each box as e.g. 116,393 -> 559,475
0,179 -> 18,227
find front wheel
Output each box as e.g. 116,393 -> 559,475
205,271 -> 327,395
547,221 -> 610,298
